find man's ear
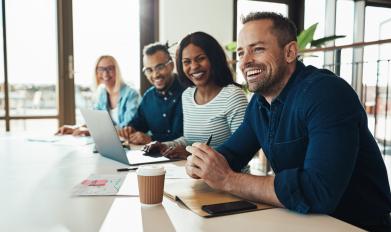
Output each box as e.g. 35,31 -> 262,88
284,41 -> 298,63
167,60 -> 175,72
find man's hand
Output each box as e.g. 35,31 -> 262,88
127,132 -> 152,145
118,126 -> 136,140
185,142 -> 234,191
185,143 -> 284,208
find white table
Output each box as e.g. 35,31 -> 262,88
0,133 -> 363,232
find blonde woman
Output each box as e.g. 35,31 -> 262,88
56,55 -> 140,136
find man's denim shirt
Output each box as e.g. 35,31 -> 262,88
217,61 -> 391,226
129,77 -> 184,142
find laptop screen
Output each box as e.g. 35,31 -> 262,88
80,108 -> 173,166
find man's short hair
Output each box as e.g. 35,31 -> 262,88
241,12 -> 297,47
143,42 -> 172,59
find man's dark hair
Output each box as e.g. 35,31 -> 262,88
241,12 -> 297,47
143,42 -> 172,59
176,31 -> 240,88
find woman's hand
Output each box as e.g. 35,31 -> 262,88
142,141 -> 167,154
56,125 -> 89,136
72,126 -> 90,136
55,125 -> 76,135
142,142 -> 190,160
162,145 -> 191,160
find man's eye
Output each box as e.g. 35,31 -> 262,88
253,47 -> 265,53
155,64 -> 165,71
237,51 -> 244,58
143,68 -> 152,74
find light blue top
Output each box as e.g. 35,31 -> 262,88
94,84 -> 140,127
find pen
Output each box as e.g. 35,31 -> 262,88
162,145 -> 175,156
206,134 -> 213,146
117,167 -> 138,172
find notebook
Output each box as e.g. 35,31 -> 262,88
164,178 -> 274,217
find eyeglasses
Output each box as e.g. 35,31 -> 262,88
97,65 -> 115,74
143,60 -> 172,76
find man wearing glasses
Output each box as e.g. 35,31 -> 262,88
118,42 -> 185,145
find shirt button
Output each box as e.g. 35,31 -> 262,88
167,129 -> 171,133
162,113 -> 166,117
164,97 -> 168,101
173,99 -> 176,103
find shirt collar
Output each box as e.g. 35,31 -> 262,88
255,93 -> 270,109
274,60 -> 305,104
155,75 -> 181,97
118,83 -> 126,95
116,83 -> 129,102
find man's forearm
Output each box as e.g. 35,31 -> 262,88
224,172 -> 284,208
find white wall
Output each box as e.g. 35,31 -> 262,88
159,0 -> 234,55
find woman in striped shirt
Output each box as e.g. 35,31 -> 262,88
144,32 -> 248,159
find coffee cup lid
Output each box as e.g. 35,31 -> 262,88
136,165 -> 165,176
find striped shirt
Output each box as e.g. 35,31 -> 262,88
182,84 -> 248,148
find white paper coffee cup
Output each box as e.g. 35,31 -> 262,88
137,166 -> 166,206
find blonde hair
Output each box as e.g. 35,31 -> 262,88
93,55 -> 124,93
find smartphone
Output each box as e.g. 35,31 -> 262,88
201,200 -> 257,215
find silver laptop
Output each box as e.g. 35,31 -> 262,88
80,108 -> 173,166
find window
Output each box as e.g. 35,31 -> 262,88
2,0 -> 58,133
235,0 -> 288,85
0,2 -> 4,128
303,0 -> 326,68
363,6 -> 391,149
335,0 -> 354,84
73,0 -> 140,124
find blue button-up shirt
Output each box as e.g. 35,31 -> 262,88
94,84 -> 140,128
129,77 -> 184,142
217,61 -> 391,226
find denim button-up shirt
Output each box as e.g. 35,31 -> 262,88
129,78 -> 184,142
217,61 -> 391,226
94,84 -> 140,128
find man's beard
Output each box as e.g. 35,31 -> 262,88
247,59 -> 287,97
